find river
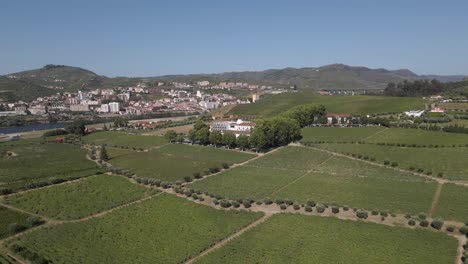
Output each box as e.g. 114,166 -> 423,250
0,123 -> 66,134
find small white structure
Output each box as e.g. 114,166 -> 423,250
108,102 -> 120,113
100,104 -> 110,113
404,110 -> 425,117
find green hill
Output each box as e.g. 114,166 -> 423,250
0,76 -> 55,102
229,92 -> 426,117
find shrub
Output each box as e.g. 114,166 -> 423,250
426,171 -> 432,176
371,210 -> 379,216
183,176 -> 192,182
243,201 -> 252,208
209,167 -> 220,173
316,204 -> 325,213
417,168 -> 424,173
391,162 -> 398,167
0,188 -> 13,195
280,204 -> 287,210
305,206 -> 313,212
213,199 -> 219,205
293,203 -> 300,210
219,200 -> 232,208
370,157 -> 376,161
446,225 -> 455,232
26,217 -> 43,227
459,226 -> 468,236
409,166 -> 415,171
431,218 -> 444,230
221,163 -> 229,169
356,210 -> 368,219
331,206 -> 339,214
264,198 -> 273,205
418,212 -> 427,220
193,172 -> 202,179
255,200 -> 263,205
306,199 -> 316,207
184,190 -> 192,197
343,206 -> 349,211
380,216 -> 385,221
8,223 -> 26,234
408,219 -> 416,226
191,193 -> 198,200
383,160 -> 390,165
404,214 -> 412,219
380,212 -> 388,217
232,201 -> 240,208
437,172 -> 444,178
275,198 -> 284,205
419,219 -> 429,227
285,199 -> 294,206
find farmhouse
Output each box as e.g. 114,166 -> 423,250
404,110 -> 425,117
430,106 -> 445,113
210,119 -> 256,137
326,114 -> 351,125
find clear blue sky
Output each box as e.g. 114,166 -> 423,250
1,0 -> 467,77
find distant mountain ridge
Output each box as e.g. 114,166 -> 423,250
1,64 -> 466,102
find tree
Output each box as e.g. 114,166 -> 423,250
65,120 -> 86,135
236,134 -> 250,150
209,130 -> 223,147
100,145 -> 109,161
164,130 -> 178,143
188,129 -> 197,143
223,132 -> 236,148
103,123 -> 109,131
113,116 -> 128,128
195,127 -> 210,145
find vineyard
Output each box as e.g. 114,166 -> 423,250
83,131 -> 168,149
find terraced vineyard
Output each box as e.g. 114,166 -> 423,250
196,214 -> 458,264
108,144 -> 256,182
4,175 -> 156,220
301,126 -> 387,143
8,194 -> 263,264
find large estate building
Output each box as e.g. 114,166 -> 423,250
210,119 -> 256,137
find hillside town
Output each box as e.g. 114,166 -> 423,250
0,80 -> 288,119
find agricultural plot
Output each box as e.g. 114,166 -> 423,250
301,126 -> 386,143
0,206 -> 30,239
230,92 -> 425,117
273,171 -> 437,214
4,175 -> 155,220
364,128 -> 468,146
314,143 -> 468,180
196,214 -> 458,264
108,144 -> 255,182
83,131 -> 167,149
9,194 -> 263,264
192,147 -> 437,214
432,184 -> 468,222
190,166 -> 305,200
247,146 -> 331,171
0,254 -> 12,264
0,143 -> 101,190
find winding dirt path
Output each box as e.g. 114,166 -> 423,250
184,213 -> 273,264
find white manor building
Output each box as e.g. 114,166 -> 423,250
210,119 -> 256,137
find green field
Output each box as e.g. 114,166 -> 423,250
247,146 -> 332,170
83,131 -> 168,149
230,92 -> 426,117
10,194 -> 263,264
364,128 -> 468,146
432,184 -> 468,222
0,254 -> 13,264
0,143 -> 101,190
196,214 -> 458,264
191,147 -> 437,214
301,126 -> 386,143
0,206 -> 30,239
313,143 -> 468,180
108,144 -> 255,182
4,175 -> 156,220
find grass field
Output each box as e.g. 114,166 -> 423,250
0,254 -> 13,264
439,102 -> 468,110
314,143 -> 468,180
0,143 -> 101,190
191,147 -> 437,214
4,175 -> 156,220
364,128 -> 468,146
432,184 -> 468,222
301,126 -> 387,143
229,92 -> 426,117
108,144 -> 255,182
196,214 -> 458,264
83,131 -> 167,149
0,206 -> 30,239
9,194 -> 263,264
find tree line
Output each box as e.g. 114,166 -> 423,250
384,79 -> 468,97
